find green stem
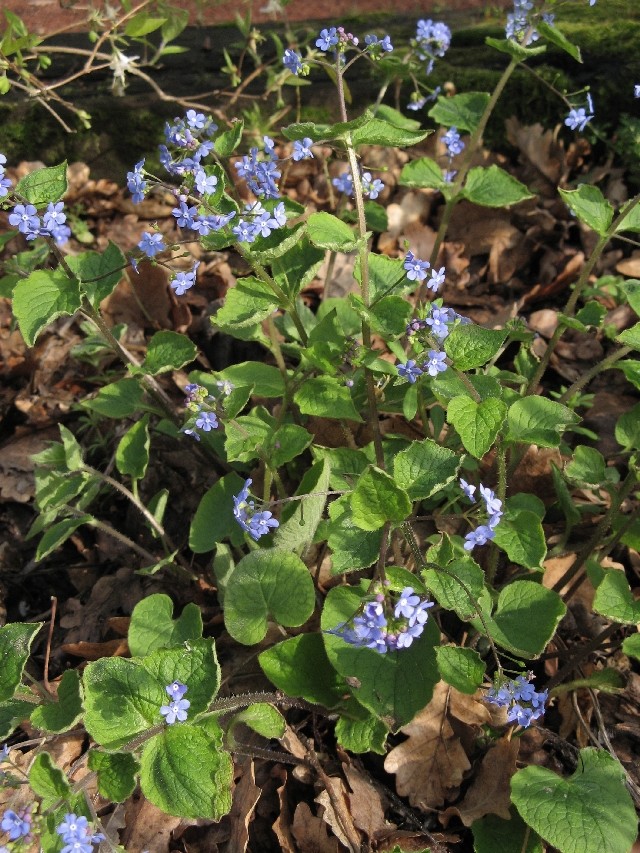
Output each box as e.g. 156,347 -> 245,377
486,437 -> 507,585
429,57 -> 519,269
558,345 -> 632,405
336,60 -> 385,469
526,193 -> 640,395
551,468 -> 638,596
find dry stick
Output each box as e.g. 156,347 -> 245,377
544,623 -> 619,692
43,596 -> 57,695
299,733 -> 363,853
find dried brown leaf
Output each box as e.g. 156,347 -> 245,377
291,802 -> 340,853
384,682 -> 489,810
441,736 -> 520,827
342,764 -> 392,841
226,759 -> 261,853
121,796 -> 183,852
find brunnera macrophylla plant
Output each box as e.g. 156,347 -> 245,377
0,2 -> 640,851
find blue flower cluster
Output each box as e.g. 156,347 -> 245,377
505,0 -> 555,45
1,808 -> 31,841
232,200 -> 287,244
233,478 -> 280,540
127,111 -> 238,252
234,138 -> 281,200
0,154 -> 11,198
485,674 -> 548,728
160,681 -> 190,724
56,813 -> 104,853
414,19 -> 452,73
406,304 -> 471,342
182,382 -> 232,441
397,350 -> 447,383
403,252 -> 445,293
329,588 -> 435,653
364,33 -> 393,58
460,480 -> 503,551
565,93 -> 594,133
331,168 -> 385,200
8,200 -> 70,245
171,261 -> 200,296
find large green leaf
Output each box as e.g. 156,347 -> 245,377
189,472 -> 246,553
506,397 -> 580,447
428,92 -> 490,133
274,458 -> 331,551
140,722 -> 233,819
351,117 -> 430,147
322,585 -> 439,729
398,157 -> 445,190
478,581 -> 566,657
214,276 -> 281,332
350,466 -> 412,530
436,646 -> 485,695
393,438 -> 461,500
558,185 -> 614,236
447,396 -> 507,459
593,570 -> 640,625
463,165 -> 534,207
29,752 -> 70,809
141,331 -> 197,375
444,325 -> 508,370
16,161 -> 67,205
324,495 -> 383,574
493,509 -> 547,570
83,639 -> 220,749
88,750 -> 139,802
0,622 -> 43,702
307,211 -> 357,252
128,594 -> 203,657
115,415 -> 150,480
511,749 -> 636,853
224,549 -> 315,645
422,557 -> 485,621
294,376 -> 362,421
12,269 -> 82,346
30,670 -> 82,734
259,634 -> 346,709
66,241 -> 126,306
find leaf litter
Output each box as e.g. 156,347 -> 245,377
1,105 -> 640,852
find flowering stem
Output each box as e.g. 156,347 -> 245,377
401,521 -> 503,676
486,437 -> 507,585
551,467 -> 638,596
526,192 -> 640,395
429,57 -> 520,269
336,60 -> 385,469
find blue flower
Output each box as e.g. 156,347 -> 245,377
127,159 -> 147,203
160,697 -> 190,724
397,359 -> 423,384
485,674 -> 548,728
138,231 -> 166,258
565,95 -> 594,132
166,681 -> 188,700
292,137 -> 314,161
186,109 -> 206,129
233,478 -> 280,541
403,250 -> 430,282
442,126 -> 465,156
328,589 -> 434,654
57,814 -> 89,842
283,48 -> 303,75
172,199 -> 199,229
464,524 -> 495,551
428,266 -> 446,292
479,484 -> 503,527
1,808 -> 31,840
194,168 -> 218,195
8,203 -> 40,238
635,84 -> 640,98
171,262 -> 200,296
394,587 -> 421,619
332,171 -> 354,195
361,172 -> 384,199
459,478 -> 476,501
195,411 -> 218,431
316,27 -> 339,51
423,349 -> 447,377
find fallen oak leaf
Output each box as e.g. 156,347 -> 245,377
441,735 -> 520,827
384,681 -> 490,811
